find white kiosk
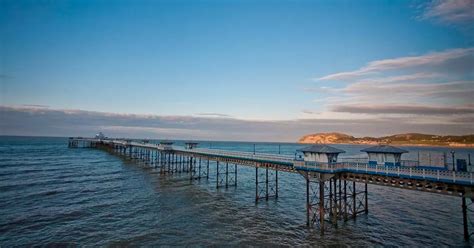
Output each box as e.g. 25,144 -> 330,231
159,141 -> 173,150
361,145 -> 408,166
297,144 -> 345,164
185,142 -> 198,150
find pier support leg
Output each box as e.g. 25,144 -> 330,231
306,174 -> 310,226
226,163 -> 229,188
216,161 -> 220,188
305,172 -> 331,234
333,178 -> 338,225
352,181 -> 357,219
255,164 -> 278,202
365,183 -> 368,214
216,161 -> 236,188
463,195 -> 469,241
319,180 -> 325,233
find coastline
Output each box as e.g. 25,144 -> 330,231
297,141 -> 474,148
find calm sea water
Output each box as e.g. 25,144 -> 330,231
1,136 -> 474,246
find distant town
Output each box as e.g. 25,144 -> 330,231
298,132 -> 474,147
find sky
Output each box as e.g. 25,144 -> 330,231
1,0 -> 473,141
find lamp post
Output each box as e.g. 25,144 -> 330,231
451,150 -> 456,171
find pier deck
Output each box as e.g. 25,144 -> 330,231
69,137 -> 474,241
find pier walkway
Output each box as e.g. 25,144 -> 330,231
69,137 -> 474,241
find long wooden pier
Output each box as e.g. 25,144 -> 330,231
69,137 -> 474,241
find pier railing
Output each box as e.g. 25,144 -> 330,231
84,138 -> 474,185
295,161 -> 473,185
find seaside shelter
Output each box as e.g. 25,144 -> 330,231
185,142 -> 198,150
361,145 -> 408,166
159,141 -> 173,150
297,144 -> 345,164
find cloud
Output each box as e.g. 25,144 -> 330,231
308,47 -> 474,129
331,104 -> 474,115
195,112 -> 232,118
20,104 -> 50,108
316,47 -> 474,81
302,110 -> 318,115
1,105 -> 473,140
421,0 -> 474,24
341,80 -> 474,103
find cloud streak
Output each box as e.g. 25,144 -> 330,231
195,113 -> 232,118
317,47 -> 473,81
1,105 -> 473,140
307,47 -> 474,129
331,104 -> 474,115
421,0 -> 474,24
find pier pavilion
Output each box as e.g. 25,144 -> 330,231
361,145 -> 408,166
297,144 -> 345,164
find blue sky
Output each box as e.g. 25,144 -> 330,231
1,0 -> 473,140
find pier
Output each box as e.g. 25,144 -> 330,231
69,137 -> 474,241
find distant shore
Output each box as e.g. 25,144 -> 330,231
298,132 -> 474,148
298,141 -> 474,148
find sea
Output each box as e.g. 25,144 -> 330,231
1,136 -> 474,246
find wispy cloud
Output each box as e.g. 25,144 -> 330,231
195,113 -> 232,118
20,104 -> 50,108
420,0 -> 474,24
331,104 -> 474,115
316,47 -> 473,81
308,47 -> 474,129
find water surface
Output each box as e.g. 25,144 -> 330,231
0,136 -> 473,246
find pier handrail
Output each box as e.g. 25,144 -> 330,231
295,161 -> 473,185
79,138 -> 474,185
